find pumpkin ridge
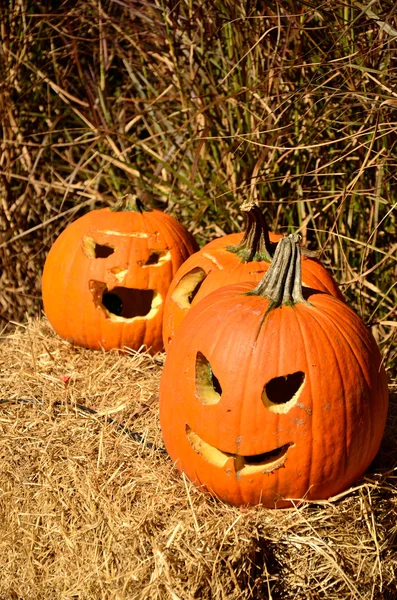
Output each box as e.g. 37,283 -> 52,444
151,212 -> 178,254
297,302 -> 366,488
307,300 -> 384,464
228,300 -> 262,448
302,304 -> 356,476
301,256 -> 343,300
77,234 -> 97,346
239,302 -> 261,462
290,307 -> 345,488
86,256 -> 99,348
156,211 -> 192,262
287,302 -> 314,496
53,234 -> 76,342
245,299 -> 280,502
310,299 -> 377,390
273,296 -> 283,503
315,296 -> 377,360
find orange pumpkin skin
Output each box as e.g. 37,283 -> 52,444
42,207 -> 198,353
162,230 -> 343,350
159,250 -> 388,507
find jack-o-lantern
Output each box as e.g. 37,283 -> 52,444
159,235 -> 388,507
162,201 -> 343,350
42,200 -> 198,353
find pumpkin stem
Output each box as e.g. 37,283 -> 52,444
110,194 -> 152,213
226,199 -> 275,263
248,234 -> 306,308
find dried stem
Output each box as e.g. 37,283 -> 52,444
111,195 -> 151,213
249,234 -> 306,308
227,200 -> 274,263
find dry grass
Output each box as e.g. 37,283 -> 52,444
0,318 -> 396,599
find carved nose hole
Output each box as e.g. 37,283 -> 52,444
196,351 -> 222,405
262,372 -> 305,414
171,267 -> 207,309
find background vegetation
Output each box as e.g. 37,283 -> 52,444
1,0 -> 396,368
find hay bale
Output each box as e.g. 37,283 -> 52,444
0,319 -> 396,599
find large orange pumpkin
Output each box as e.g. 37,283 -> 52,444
159,234 -> 388,507
162,201 -> 343,350
42,200 -> 198,353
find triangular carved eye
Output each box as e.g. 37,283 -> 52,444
94,244 -> 115,259
141,250 -> 171,266
171,267 -> 207,309
262,372 -> 305,413
195,352 -> 222,405
83,236 -> 115,258
144,251 -> 162,265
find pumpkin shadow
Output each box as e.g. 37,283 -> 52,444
368,388 -> 397,473
228,534 -> 288,598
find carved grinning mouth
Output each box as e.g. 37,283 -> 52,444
186,425 -> 293,477
89,281 -> 162,321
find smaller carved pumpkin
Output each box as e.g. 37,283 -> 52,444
159,234 -> 388,507
42,200 -> 198,353
162,201 -> 343,350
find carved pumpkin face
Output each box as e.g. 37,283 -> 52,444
42,206 -> 198,353
160,236 -> 388,507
